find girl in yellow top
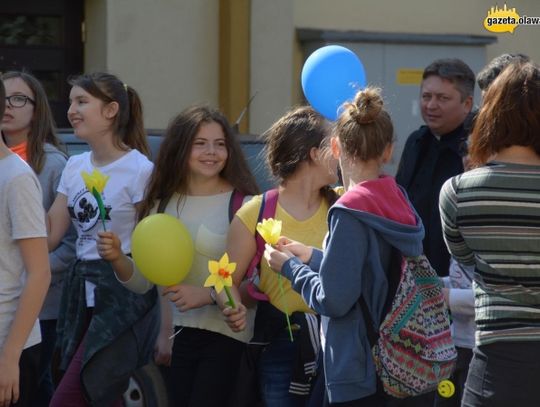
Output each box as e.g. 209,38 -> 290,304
227,106 -> 338,407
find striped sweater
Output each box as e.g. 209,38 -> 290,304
439,162 -> 540,346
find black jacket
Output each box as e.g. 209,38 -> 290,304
395,125 -> 467,276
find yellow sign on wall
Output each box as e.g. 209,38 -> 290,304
396,69 -> 424,85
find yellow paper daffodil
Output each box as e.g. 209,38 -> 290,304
205,253 -> 237,308
205,253 -> 236,293
256,218 -> 282,245
81,168 -> 110,230
256,217 -> 294,341
81,168 -> 109,194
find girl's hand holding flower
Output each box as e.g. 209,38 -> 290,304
276,237 -> 313,264
223,303 -> 247,332
264,243 -> 293,273
97,231 -> 122,262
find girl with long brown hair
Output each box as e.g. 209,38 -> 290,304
225,106 -> 339,407
47,72 -> 158,406
98,105 -> 259,406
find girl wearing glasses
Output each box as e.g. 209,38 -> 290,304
46,73 -> 159,406
1,70 -> 77,405
0,78 -> 51,407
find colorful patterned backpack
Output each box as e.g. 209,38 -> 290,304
361,253 -> 457,398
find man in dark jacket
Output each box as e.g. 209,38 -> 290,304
396,58 -> 474,277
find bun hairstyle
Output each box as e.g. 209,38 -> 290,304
335,87 -> 394,161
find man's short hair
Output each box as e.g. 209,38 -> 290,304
423,58 -> 475,101
0,78 -> 5,116
476,53 -> 530,91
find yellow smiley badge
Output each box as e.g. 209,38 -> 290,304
437,379 -> 455,398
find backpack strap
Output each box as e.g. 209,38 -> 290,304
246,188 -> 279,301
359,246 -> 403,348
156,195 -> 171,214
228,189 -> 245,222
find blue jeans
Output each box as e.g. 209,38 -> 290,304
259,330 -> 307,407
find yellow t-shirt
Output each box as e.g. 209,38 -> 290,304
236,194 -> 330,314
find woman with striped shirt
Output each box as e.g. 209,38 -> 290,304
439,61 -> 540,407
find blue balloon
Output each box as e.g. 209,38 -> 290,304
301,45 -> 366,121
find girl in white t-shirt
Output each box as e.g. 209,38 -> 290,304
97,105 -> 259,406
46,73 -> 158,406
0,80 -> 51,407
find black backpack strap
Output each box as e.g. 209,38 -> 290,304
359,297 -> 378,348
156,195 -> 171,214
228,189 -> 246,223
359,246 -> 403,348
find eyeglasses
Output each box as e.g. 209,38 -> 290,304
6,95 -> 35,108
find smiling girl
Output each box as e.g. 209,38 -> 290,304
46,72 -> 158,406
98,105 -> 259,406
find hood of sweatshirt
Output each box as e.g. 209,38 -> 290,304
331,175 -> 424,257
44,142 -> 68,159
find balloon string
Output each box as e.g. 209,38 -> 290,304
168,326 -> 183,340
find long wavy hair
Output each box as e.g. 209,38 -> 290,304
2,71 -> 60,173
138,105 -> 259,219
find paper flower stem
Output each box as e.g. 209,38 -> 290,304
224,286 -> 236,309
92,187 -> 107,231
278,273 -> 294,342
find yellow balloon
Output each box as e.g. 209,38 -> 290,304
131,214 -> 194,286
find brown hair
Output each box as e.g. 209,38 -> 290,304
335,87 -> 394,161
468,62 -> 540,167
68,72 -> 150,157
2,71 -> 60,173
264,106 -> 337,205
138,105 -> 259,219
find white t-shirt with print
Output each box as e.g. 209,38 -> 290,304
57,149 -> 153,305
0,154 -> 47,349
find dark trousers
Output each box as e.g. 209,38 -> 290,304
50,335 -> 122,407
31,319 -> 57,406
462,341 -> 540,407
167,326 -> 244,407
12,343 -> 41,407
